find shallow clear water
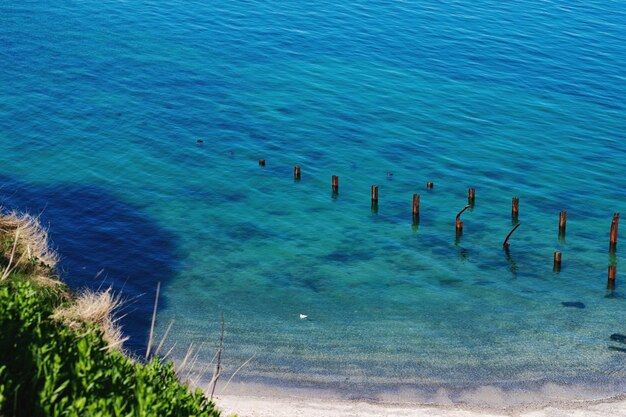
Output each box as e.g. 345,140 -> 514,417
2,0 -> 626,406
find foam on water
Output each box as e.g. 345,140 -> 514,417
1,0 -> 626,406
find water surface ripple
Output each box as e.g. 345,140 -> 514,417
2,0 -> 626,406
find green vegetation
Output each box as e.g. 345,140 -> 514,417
0,212 -> 221,417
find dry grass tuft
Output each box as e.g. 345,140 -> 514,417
0,209 -> 59,283
52,287 -> 126,350
0,209 -> 127,351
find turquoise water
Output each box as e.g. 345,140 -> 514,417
2,0 -> 626,406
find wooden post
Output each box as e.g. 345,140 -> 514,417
294,166 -> 301,180
371,186 -> 378,202
259,159 -> 266,166
511,197 -> 519,220
503,223 -> 521,250
411,194 -> 420,227
610,213 -> 620,253
608,265 -> 617,285
426,181 -> 434,189
331,175 -> 339,192
370,186 -> 379,213
468,187 -> 475,205
558,211 -> 566,238
559,211 -> 567,231
412,194 -> 420,217
553,251 -> 562,272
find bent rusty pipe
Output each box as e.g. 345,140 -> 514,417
456,204 -> 471,229
503,223 -> 521,250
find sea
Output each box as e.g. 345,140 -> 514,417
2,0 -> 626,407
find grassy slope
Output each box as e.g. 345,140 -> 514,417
0,213 -> 221,417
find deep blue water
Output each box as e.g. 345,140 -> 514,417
2,0 -> 626,406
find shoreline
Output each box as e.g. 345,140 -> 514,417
216,391 -> 626,417
209,379 -> 626,416
203,375 -> 626,409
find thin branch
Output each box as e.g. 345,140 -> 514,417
190,345 -> 221,387
100,336 -> 130,351
185,341 -> 206,382
209,312 -> 225,400
176,343 -> 195,374
220,353 -> 257,394
1,228 -> 20,281
155,319 -> 174,357
162,341 -> 177,362
145,281 -> 160,360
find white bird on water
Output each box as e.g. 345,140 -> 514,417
299,313 -> 308,320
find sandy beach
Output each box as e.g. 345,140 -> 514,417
217,394 -> 626,417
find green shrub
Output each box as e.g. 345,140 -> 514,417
0,277 -> 220,417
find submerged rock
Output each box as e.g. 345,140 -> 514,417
608,346 -> 626,353
610,333 -> 626,343
561,301 -> 585,309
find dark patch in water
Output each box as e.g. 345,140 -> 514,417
440,278 -> 463,287
223,191 -> 247,202
604,291 -> 626,299
247,131 -> 268,142
300,277 -> 322,293
266,209 -> 290,216
227,260 -> 258,270
323,249 -> 374,263
0,175 -> 180,356
181,185 -> 246,204
276,107 -> 295,115
381,243 -> 403,252
380,147 -> 404,162
610,333 -> 626,343
225,222 -> 275,241
268,270 -> 326,293
432,246 -> 456,258
608,346 -> 626,353
561,301 -> 585,309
